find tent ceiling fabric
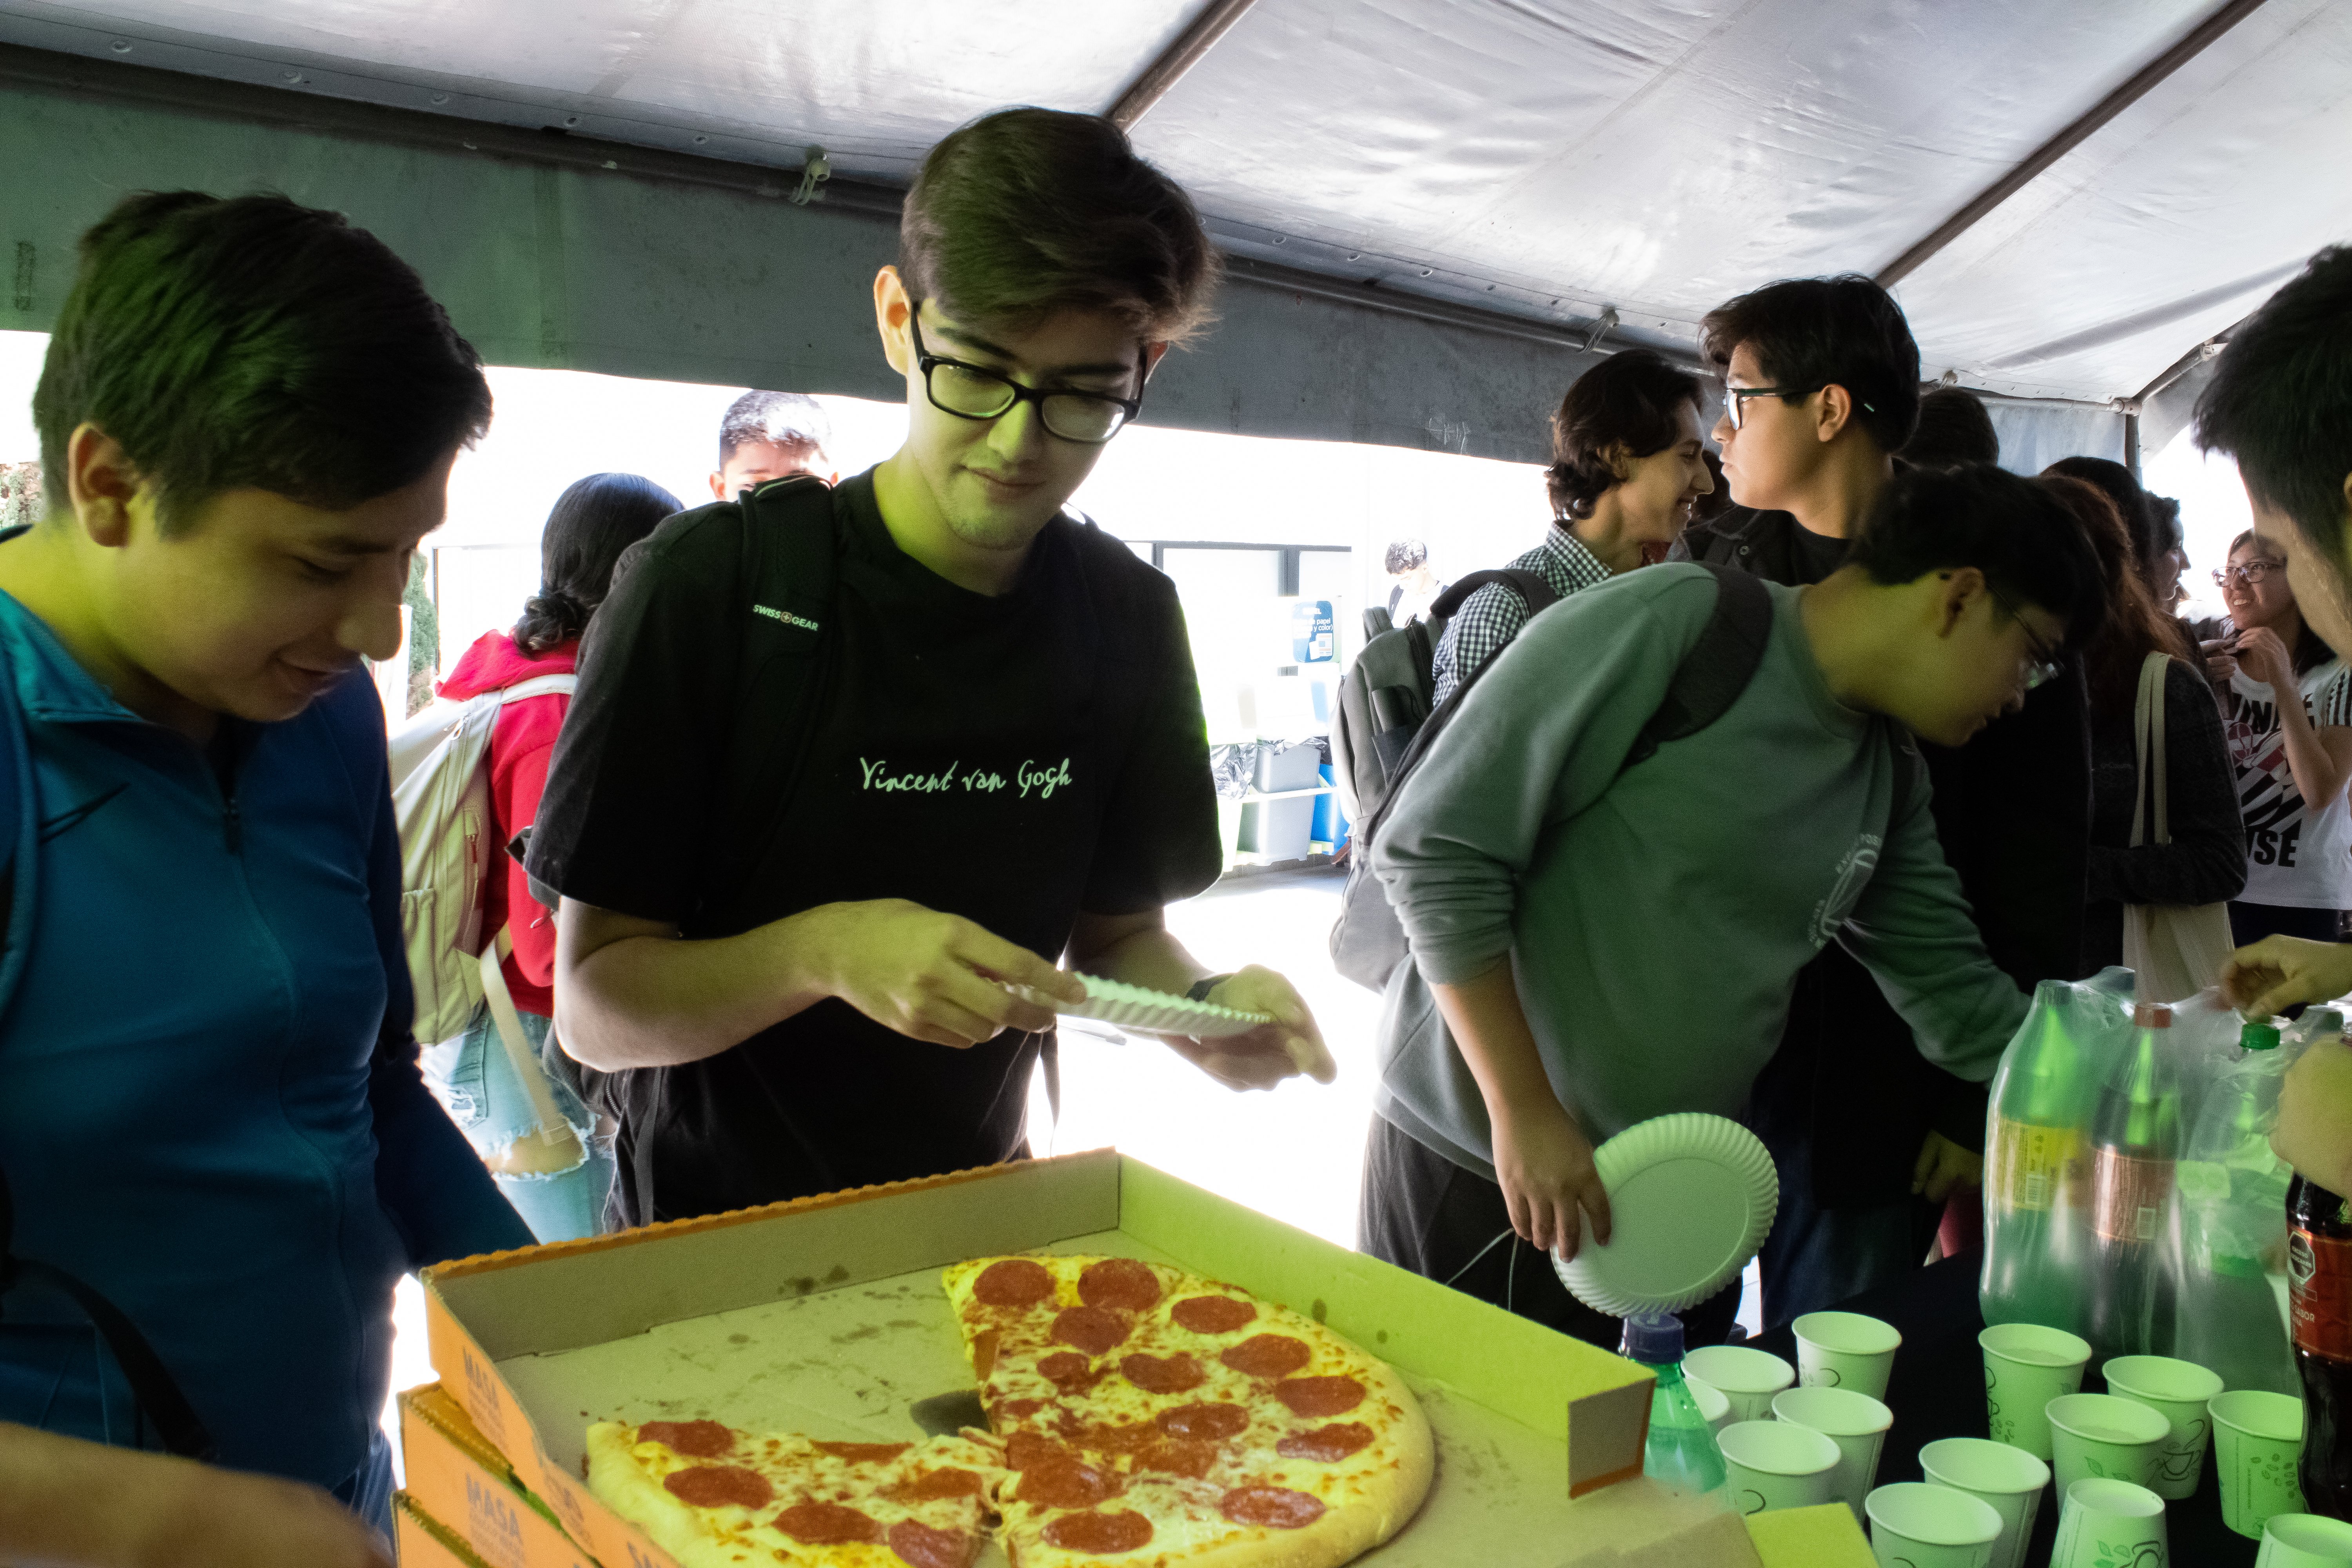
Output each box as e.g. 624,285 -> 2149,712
2,0 -> 2345,408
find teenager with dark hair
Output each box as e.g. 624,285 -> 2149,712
709,390 -> 834,500
1364,464 -> 2107,1350
1384,537 -> 1443,626
528,109 -> 1331,1229
1430,349 -> 1711,704
1902,387 -> 2000,471
2148,494 -> 2190,616
2038,475 -> 2243,974
2044,456 -> 2179,620
0,192 -> 527,1558
1676,276 -> 2094,1326
423,472 -> 681,1242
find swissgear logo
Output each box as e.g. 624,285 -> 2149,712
752,603 -> 820,632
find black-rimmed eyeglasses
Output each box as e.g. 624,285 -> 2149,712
1989,585 -> 2064,691
908,309 -> 1143,445
2214,560 -> 2283,589
1722,383 -> 1876,430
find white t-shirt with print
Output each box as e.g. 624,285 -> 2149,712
2223,648 -> 2352,908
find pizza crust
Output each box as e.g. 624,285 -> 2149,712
586,1422 -> 763,1568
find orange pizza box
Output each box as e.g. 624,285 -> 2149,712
398,1383 -> 599,1568
422,1148 -> 1762,1567
396,1490 -> 493,1568
1744,1502 -> 1876,1568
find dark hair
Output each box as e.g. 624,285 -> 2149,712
2039,475 -> 2192,714
2148,494 -> 2184,555
900,107 -> 1219,345
1544,349 -> 1705,520
512,473 -> 682,656
1700,275 -> 1920,453
2197,246 -> 2352,565
1846,463 -> 2110,644
2226,528 -> 2334,677
1902,388 -> 2000,470
1384,539 -> 1428,575
33,191 -> 490,532
719,390 -> 831,466
2043,456 -> 2162,586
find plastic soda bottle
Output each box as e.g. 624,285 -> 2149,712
2288,1170 -> 2352,1520
2085,1002 -> 2183,1359
2175,1019 -> 2298,1393
1620,1313 -> 1726,1497
1982,980 -> 2091,1331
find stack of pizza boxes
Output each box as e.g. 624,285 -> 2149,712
397,1149 -> 1870,1566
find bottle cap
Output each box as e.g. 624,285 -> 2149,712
2242,1020 -> 2282,1051
2133,1002 -> 2173,1028
1618,1311 -> 1684,1365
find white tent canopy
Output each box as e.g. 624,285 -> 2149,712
2,0 -> 2348,459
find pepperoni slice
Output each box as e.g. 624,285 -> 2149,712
1037,1351 -> 1103,1392
637,1419 -> 733,1457
1016,1457 -> 1122,1510
996,1396 -> 1045,1421
1220,1334 -> 1313,1379
1172,1296 -> 1257,1335
886,1466 -> 985,1503
1277,1422 -> 1376,1462
1078,1258 -> 1163,1312
1006,1431 -> 1075,1471
1068,1420 -> 1158,1455
1120,1352 -> 1205,1396
814,1440 -> 911,1464
1221,1486 -> 1327,1529
1155,1402 -> 1250,1441
1051,1306 -> 1131,1357
974,1259 -> 1054,1308
661,1465 -> 771,1510
1275,1376 -> 1365,1417
887,1520 -> 975,1568
1138,1438 -> 1219,1479
1042,1510 -> 1154,1555
777,1500 -> 884,1544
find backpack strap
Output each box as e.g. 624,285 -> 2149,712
1622,564 -> 1774,769
1429,568 -> 1560,622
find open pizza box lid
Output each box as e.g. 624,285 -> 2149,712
419,1149 -> 1782,1567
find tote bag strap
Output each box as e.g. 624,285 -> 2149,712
2130,651 -> 2172,849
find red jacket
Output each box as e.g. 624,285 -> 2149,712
437,630 -> 577,1017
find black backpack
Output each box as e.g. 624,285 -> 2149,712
1329,564 -> 1775,992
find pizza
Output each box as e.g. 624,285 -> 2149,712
584,1420 -> 1002,1568
585,1254 -> 1432,1568
946,1254 -> 1433,1567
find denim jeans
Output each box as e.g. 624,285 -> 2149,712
419,1005 -> 613,1243
1755,1130 -> 1942,1331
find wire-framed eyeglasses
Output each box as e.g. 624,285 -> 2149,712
908,308 -> 1143,445
1989,585 -> 2064,691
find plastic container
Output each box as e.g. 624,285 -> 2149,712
1621,1312 -> 1727,1499
2175,1018 -> 2299,1394
1982,980 -> 2096,1334
2084,1002 -> 2184,1361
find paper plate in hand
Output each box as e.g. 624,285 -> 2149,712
1553,1112 -> 1779,1317
1007,975 -> 1273,1039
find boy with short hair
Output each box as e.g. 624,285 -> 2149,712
1364,465 -> 2107,1348
530,109 -> 1334,1227
709,388 -> 835,498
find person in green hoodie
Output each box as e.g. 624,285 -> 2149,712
1362,463 -> 2110,1348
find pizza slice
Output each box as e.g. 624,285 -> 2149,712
585,1417 -> 1005,1568
944,1254 -> 1433,1568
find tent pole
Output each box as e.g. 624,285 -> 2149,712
1109,0 -> 1260,129
1874,0 -> 2271,287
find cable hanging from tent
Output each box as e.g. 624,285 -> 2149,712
790,147 -> 831,206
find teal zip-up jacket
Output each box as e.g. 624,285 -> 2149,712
0,583 -> 529,1491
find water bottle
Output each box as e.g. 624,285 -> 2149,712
1620,1313 -> 1726,1497
2174,1019 -> 2298,1392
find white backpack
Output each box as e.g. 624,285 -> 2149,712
387,673 -> 575,1044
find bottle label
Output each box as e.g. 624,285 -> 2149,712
2290,1226 -> 2352,1361
2091,1149 -> 2173,1242
1989,1119 -> 2081,1213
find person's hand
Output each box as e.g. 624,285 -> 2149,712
1154,966 -> 1337,1091
2235,625 -> 2294,691
1912,1130 -> 1983,1204
2274,1032 -> 2352,1196
2221,936 -> 2352,1018
1490,1097 -> 1611,1262
805,899 -> 1083,1048
2202,637 -> 2241,684
131,1462 -> 393,1568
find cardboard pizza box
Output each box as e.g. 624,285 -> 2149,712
421,1148 -> 1770,1567
398,1383 -> 598,1568
395,1490 -> 496,1568
1743,1503 -> 1875,1567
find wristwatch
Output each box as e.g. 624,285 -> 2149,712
1185,974 -> 1234,1004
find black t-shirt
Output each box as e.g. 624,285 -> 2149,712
529,470 -> 1221,1222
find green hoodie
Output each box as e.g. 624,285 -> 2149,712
1370,563 -> 2026,1177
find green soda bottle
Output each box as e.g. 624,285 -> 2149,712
1620,1313 -> 1726,1498
1982,980 -> 2091,1332
2176,1019 -> 2298,1392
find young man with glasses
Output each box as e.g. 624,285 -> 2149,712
1365,464 -> 2105,1348
1671,277 -> 2095,1328
525,109 -> 1334,1226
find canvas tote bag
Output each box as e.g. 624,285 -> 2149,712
2123,651 -> 2238,1002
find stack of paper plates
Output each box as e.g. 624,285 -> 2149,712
1554,1113 -> 1780,1316
1007,975 -> 1274,1040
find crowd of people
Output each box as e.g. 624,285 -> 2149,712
0,98 -> 2347,1566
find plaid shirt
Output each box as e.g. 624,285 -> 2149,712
1430,526 -> 1615,705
